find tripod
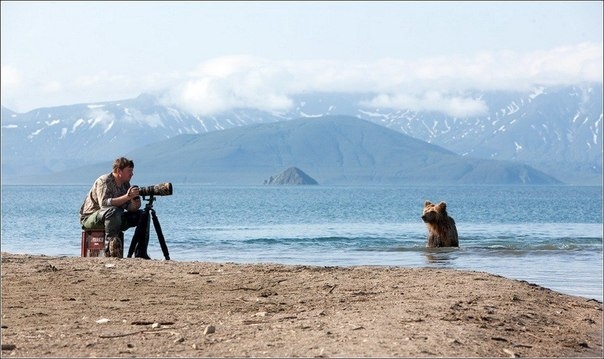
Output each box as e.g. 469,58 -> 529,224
127,195 -> 170,260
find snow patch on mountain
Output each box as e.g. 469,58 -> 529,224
529,86 -> 545,100
72,119 -> 85,133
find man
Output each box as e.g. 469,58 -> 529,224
80,157 -> 142,257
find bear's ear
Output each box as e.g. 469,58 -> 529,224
437,201 -> 447,211
424,200 -> 432,207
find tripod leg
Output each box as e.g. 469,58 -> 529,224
151,209 -> 170,260
128,210 -> 150,259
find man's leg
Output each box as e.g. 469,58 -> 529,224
104,207 -> 126,257
82,207 -> 122,257
121,210 -> 143,231
124,210 -> 151,259
81,207 -> 124,234
82,207 -> 125,257
81,210 -> 105,230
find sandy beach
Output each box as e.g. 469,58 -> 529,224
1,252 -> 602,358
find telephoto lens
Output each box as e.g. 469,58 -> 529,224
137,182 -> 173,197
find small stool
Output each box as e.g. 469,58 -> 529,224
81,229 -> 124,257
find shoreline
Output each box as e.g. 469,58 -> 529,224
1,252 -> 602,357
5,247 -> 603,303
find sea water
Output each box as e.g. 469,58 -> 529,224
1,184 -> 602,301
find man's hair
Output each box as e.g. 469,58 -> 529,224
113,157 -> 134,172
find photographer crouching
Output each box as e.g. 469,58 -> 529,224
79,157 -> 143,257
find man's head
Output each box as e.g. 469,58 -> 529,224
112,157 -> 134,185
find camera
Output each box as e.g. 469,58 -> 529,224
136,182 -> 173,197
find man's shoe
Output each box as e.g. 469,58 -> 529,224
107,236 -> 123,258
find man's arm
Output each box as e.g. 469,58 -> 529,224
106,186 -> 140,207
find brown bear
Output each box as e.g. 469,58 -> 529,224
421,200 -> 459,247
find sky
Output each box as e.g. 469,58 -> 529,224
1,1 -> 602,117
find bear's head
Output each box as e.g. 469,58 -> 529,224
421,200 -> 448,223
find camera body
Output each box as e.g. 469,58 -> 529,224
136,182 -> 173,197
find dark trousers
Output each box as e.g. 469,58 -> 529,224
81,207 -> 142,237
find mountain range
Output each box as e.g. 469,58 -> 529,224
1,83 -> 601,185
4,115 -> 560,185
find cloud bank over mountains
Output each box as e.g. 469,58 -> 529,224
2,43 -> 602,117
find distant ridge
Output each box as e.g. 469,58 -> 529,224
2,85 -> 601,184
264,167 -> 319,185
26,115 -> 562,185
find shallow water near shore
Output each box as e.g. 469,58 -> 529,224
1,184 -> 602,301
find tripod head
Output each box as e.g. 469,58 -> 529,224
142,194 -> 156,211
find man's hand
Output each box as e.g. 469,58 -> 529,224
127,186 -> 140,199
128,196 -> 141,212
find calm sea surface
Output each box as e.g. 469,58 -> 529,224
1,185 -> 602,301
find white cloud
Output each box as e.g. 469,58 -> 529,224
164,43 -> 602,117
521,43 -> 603,85
40,80 -> 63,94
1,65 -> 23,110
166,55 -> 294,115
1,65 -> 22,89
361,92 -> 489,118
2,43 -> 602,116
